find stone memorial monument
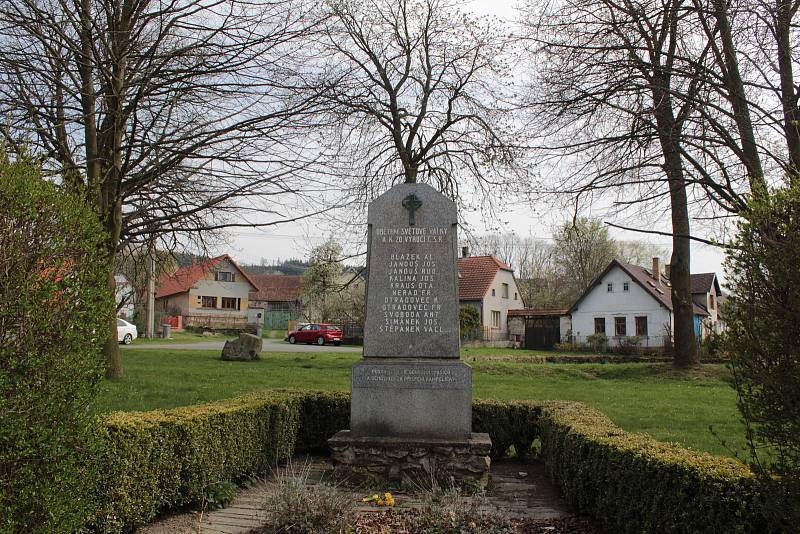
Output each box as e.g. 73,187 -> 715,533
328,183 -> 492,487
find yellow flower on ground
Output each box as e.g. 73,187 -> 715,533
362,491 -> 395,507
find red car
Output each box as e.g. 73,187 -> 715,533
288,323 -> 342,346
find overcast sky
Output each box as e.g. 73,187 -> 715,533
224,0 -> 729,284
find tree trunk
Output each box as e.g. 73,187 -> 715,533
668,211 -> 698,368
711,0 -> 767,196
104,269 -> 123,378
652,82 -> 699,367
102,198 -> 124,378
774,0 -> 800,181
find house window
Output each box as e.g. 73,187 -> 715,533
594,317 -> 605,334
491,288 -> 496,296
201,296 -> 217,308
615,316 -> 627,336
635,316 -> 648,336
623,282 -> 630,292
607,283 -> 613,292
216,271 -> 235,282
709,294 -> 715,309
501,283 -> 509,299
514,292 -> 518,300
221,297 -> 239,310
491,310 -> 501,328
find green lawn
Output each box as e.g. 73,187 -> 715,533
130,331 -> 234,345
131,329 -> 286,345
98,349 -> 746,459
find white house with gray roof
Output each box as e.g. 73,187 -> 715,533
569,258 -> 712,348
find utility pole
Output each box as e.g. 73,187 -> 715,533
146,242 -> 155,338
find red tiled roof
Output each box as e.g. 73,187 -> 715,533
155,254 -> 259,299
249,274 -> 305,302
457,255 -> 513,301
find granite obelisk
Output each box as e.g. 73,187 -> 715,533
329,182 -> 491,486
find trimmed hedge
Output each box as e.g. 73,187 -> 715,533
91,393 -> 300,532
89,391 -> 768,533
294,390 -> 350,453
537,401 -> 766,533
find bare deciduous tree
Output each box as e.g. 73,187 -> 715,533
521,0 -> 716,366
306,0 -> 527,212
0,0 -> 323,376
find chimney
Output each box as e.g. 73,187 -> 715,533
462,246 -> 469,258
652,257 -> 661,283
664,263 -> 671,280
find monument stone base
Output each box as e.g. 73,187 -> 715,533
350,359 -> 473,439
327,431 -> 492,489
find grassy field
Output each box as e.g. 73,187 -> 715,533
130,329 -> 287,345
98,349 -> 745,459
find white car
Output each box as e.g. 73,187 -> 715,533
117,318 -> 138,345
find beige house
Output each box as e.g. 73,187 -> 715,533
690,272 -> 724,335
155,254 -> 259,330
458,254 -> 524,341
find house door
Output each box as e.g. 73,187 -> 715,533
524,317 -> 561,350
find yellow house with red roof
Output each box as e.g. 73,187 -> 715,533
457,253 -> 524,341
155,254 -> 259,330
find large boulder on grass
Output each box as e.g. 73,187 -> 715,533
221,333 -> 263,361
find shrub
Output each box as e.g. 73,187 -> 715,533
83,391 -> 768,533
409,485 -> 514,534
553,341 -> 582,352
460,305 -> 482,340
0,157 -> 113,533
537,401 -> 765,533
472,400 -> 540,459
586,332 -> 608,352
294,391 -> 350,453
259,460 -> 354,534
91,392 -> 300,532
612,336 -> 641,355
724,184 -> 800,528
698,331 -> 724,361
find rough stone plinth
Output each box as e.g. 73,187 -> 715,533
220,333 -> 262,361
350,359 -> 472,439
328,431 -> 492,489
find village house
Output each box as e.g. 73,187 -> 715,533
691,272 -> 724,335
568,257 -> 716,348
457,250 -> 524,341
248,274 -> 305,329
155,254 -> 259,330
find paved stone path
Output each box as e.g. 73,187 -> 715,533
140,456 -> 571,534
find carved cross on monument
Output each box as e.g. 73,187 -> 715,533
401,194 -> 423,226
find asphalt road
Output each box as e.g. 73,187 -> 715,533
122,338 -> 362,353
